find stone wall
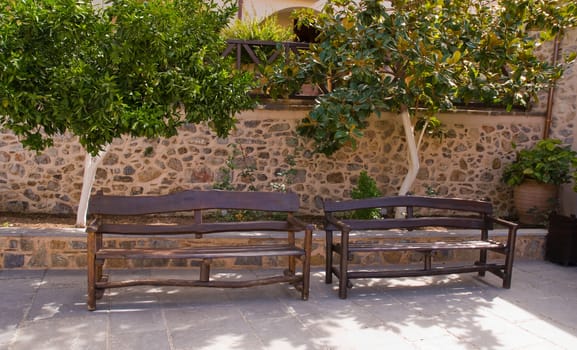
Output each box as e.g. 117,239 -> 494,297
0,227 -> 546,269
1,105 -> 546,218
552,29 -> 577,216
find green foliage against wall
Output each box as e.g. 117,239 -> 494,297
211,143 -> 297,221
351,171 -> 382,219
265,0 -> 577,156
0,0 -> 256,156
222,16 -> 295,42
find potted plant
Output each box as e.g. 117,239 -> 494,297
502,138 -> 577,225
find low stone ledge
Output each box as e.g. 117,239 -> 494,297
0,226 -> 546,238
1,227 -> 546,269
0,227 -> 85,237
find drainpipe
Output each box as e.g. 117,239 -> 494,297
543,34 -> 561,139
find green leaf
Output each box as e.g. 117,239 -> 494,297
0,0 -> 255,156
267,0 -> 575,156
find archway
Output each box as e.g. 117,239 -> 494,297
265,7 -> 320,42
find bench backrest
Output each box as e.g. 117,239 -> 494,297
324,195 -> 494,230
88,190 -> 300,216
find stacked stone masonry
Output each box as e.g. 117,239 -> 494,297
0,228 -> 545,269
0,107 -> 553,218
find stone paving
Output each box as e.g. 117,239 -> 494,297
1,260 -> 576,350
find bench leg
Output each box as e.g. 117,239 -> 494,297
301,227 -> 313,300
288,256 -> 296,276
502,248 -> 515,289
503,271 -> 512,289
325,230 -> 333,284
200,259 -> 211,282
288,231 -> 296,276
423,251 -> 432,270
338,230 -> 350,299
94,259 -> 107,300
338,255 -> 349,299
478,229 -> 489,277
478,249 -> 487,277
87,232 -> 97,311
87,270 -> 96,311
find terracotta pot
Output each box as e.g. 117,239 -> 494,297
297,83 -> 320,97
513,180 -> 558,225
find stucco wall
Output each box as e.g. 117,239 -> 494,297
241,0 -> 323,21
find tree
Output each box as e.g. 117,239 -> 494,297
0,0 -> 256,225
266,0 -> 577,214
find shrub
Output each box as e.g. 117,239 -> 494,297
222,16 -> 295,42
351,171 -> 382,219
222,16 -> 295,66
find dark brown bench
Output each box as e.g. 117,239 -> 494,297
323,195 -> 519,299
86,190 -> 313,310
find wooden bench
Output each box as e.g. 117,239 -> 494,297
86,190 -> 313,311
323,195 -> 519,299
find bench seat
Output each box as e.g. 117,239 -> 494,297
86,190 -> 313,310
323,195 -> 518,299
95,245 -> 306,259
335,240 -> 505,253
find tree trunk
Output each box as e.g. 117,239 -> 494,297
395,106 -> 420,217
75,145 -> 110,227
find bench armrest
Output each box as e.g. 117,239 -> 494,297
86,217 -> 101,234
325,214 -> 351,232
488,216 -> 519,248
286,215 -> 316,232
488,216 -> 518,230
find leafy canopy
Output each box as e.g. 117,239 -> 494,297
0,0 -> 256,156
266,0 -> 577,155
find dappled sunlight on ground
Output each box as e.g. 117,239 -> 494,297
0,262 -> 576,349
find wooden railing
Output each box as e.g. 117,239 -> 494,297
223,39 -> 320,98
222,40 -> 526,108
223,39 -> 310,70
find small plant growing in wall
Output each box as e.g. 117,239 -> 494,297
213,144 -> 257,192
351,171 -> 382,219
424,185 -> 439,197
270,154 -> 297,193
213,143 -> 258,221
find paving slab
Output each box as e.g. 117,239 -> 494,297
0,260 -> 576,349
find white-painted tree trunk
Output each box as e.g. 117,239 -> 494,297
395,107 -> 420,217
75,145 -> 110,227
